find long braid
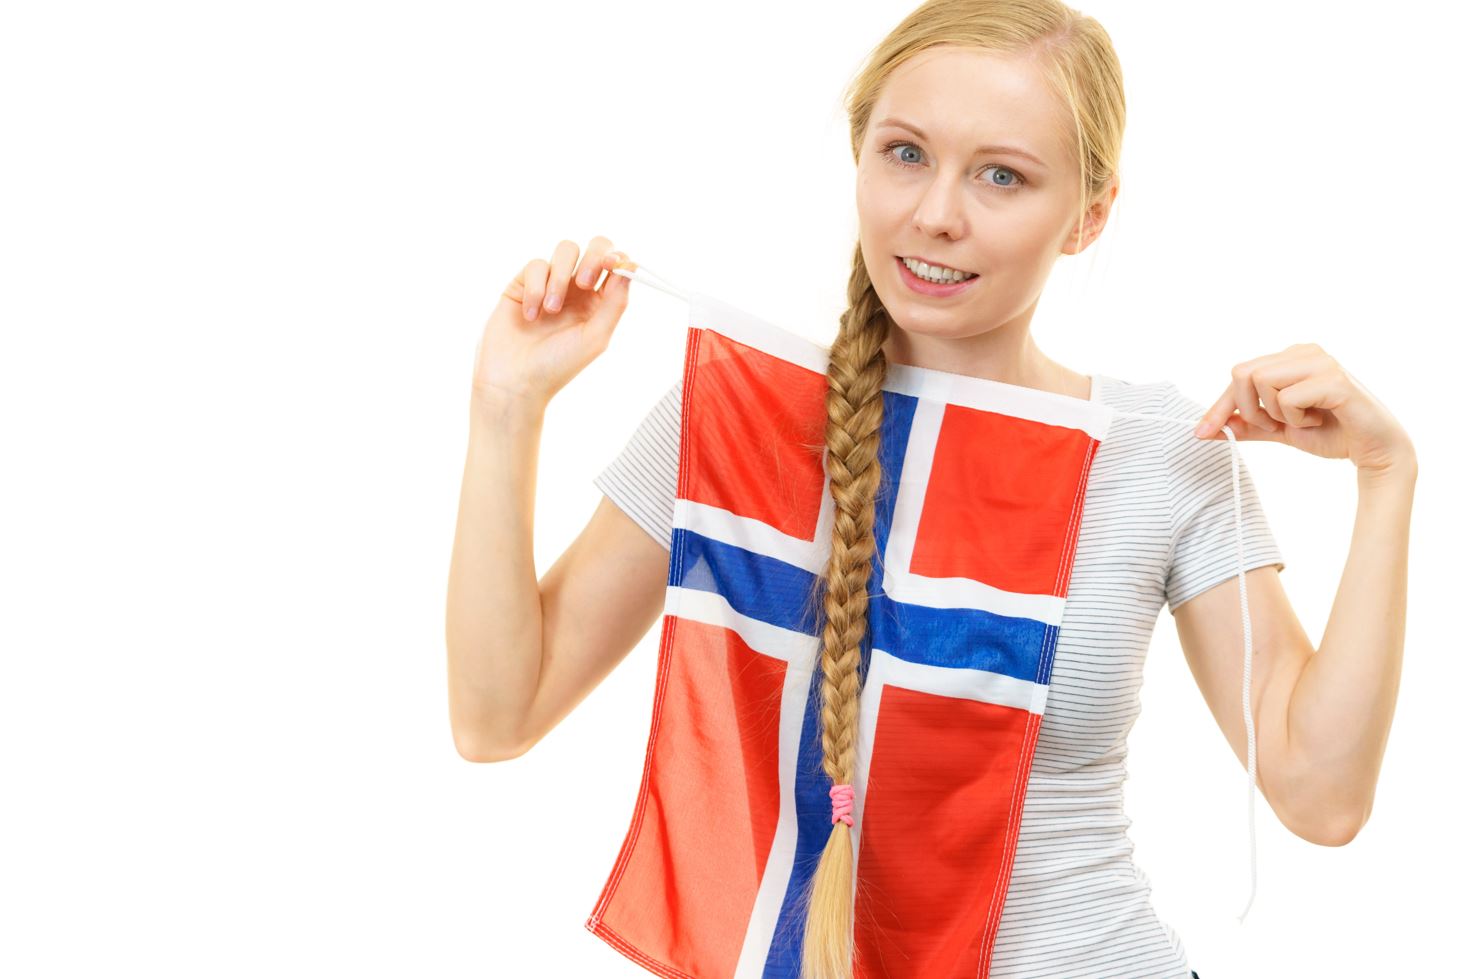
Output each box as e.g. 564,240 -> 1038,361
792,2 -> 1125,971
799,244 -> 892,979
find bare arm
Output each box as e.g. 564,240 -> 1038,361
447,235 -> 672,761
444,389 -> 546,761
1181,350 -> 1417,845
1171,565 -> 1318,840
445,387 -> 670,762
521,494 -> 669,753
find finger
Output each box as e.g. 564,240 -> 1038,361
543,240 -> 581,314
586,251 -> 633,352
521,258 -> 550,322
1276,371 -> 1346,428
1251,368 -> 1287,426
1212,413 -> 1279,442
1227,346 -> 1331,427
1206,347 -> 1312,433
501,271 -> 527,309
597,250 -> 631,301
593,247 -> 631,293
1250,353 -> 1334,427
1197,382 -> 1238,436
575,235 -> 615,291
1198,381 -> 1276,437
1230,365 -> 1280,431
1195,386 -> 1276,441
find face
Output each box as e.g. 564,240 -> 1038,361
856,45 -> 1118,377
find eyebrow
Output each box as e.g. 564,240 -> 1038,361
876,117 -> 1047,168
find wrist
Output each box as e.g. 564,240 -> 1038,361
1356,454 -> 1418,491
470,381 -> 549,425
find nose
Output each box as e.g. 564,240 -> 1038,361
911,173 -> 970,241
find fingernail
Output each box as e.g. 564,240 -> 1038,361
577,269 -> 593,288
1194,422 -> 1213,437
524,304 -> 537,321
545,291 -> 560,311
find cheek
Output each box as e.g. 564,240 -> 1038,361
855,174 -> 891,228
989,207 -> 1067,265
1023,193 -> 1082,246
855,186 -> 898,261
855,168 -> 878,210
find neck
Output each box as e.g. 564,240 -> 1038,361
880,311 -> 1086,398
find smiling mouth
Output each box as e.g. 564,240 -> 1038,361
897,255 -> 980,282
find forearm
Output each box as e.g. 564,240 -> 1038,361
1283,459 -> 1417,840
445,388 -> 548,759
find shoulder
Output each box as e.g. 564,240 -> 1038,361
1091,376 -> 1237,514
1091,375 -> 1188,453
1093,374 -> 1212,445
1093,373 -> 1187,413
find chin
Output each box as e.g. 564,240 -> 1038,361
886,302 -> 979,333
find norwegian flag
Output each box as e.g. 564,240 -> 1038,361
586,291 -> 1115,979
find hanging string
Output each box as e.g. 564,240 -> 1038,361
615,258 -> 1261,923
609,261 -> 693,303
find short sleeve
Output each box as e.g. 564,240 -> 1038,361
1160,383 -> 1286,613
592,379 -> 683,551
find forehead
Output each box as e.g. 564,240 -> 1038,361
870,46 -> 1072,166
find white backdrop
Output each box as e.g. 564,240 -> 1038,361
2,1 -> 1476,976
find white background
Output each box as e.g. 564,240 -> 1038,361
3,1 -> 1477,976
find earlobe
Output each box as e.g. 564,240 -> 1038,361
1065,181 -> 1118,254
1063,217 -> 1104,254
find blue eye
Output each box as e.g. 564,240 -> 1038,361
985,165 -> 1021,188
880,140 -> 1025,191
886,141 -> 925,166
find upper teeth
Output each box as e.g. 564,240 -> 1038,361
904,257 -> 975,282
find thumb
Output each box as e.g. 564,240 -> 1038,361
601,262 -> 632,302
1202,414 -> 1276,442
587,258 -> 633,345
595,257 -> 631,311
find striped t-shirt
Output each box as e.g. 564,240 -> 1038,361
593,371 -> 1284,979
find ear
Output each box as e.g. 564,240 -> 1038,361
1061,175 -> 1120,255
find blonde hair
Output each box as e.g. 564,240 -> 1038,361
800,2 -> 1125,977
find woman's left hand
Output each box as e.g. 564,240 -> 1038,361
1193,343 -> 1417,478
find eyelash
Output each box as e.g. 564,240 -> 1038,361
879,140 -> 1026,191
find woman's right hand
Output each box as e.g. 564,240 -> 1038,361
473,236 -> 634,407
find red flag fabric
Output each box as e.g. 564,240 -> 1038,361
586,265 -> 1264,978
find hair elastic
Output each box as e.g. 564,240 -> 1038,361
830,783 -> 855,827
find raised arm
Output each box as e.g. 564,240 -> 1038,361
446,389 -> 668,761
445,235 -> 664,760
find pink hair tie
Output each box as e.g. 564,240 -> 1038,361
829,783 -> 855,827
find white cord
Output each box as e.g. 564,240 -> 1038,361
609,262 -> 693,304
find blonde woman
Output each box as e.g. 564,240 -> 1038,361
447,1 -> 1415,976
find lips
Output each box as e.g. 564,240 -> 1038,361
898,255 -> 978,278
894,255 -> 982,297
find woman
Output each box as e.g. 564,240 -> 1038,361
447,1 -> 1416,976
